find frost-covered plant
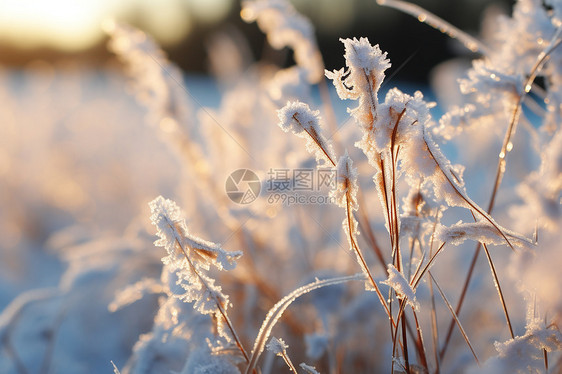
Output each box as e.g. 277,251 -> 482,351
277,101 -> 389,313
148,196 -> 246,365
1,0 -> 562,373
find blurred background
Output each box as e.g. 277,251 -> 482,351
2,2 -> 559,373
0,0 -> 512,84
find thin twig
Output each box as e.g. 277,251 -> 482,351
423,128 -> 515,251
440,24 -> 562,361
347,195 -> 393,322
439,243 -> 481,361
279,350 -> 298,373
376,0 -> 490,55
471,212 -> 515,339
390,299 -> 408,374
412,310 -> 429,372
244,275 -> 366,374
401,307 -> 411,374
430,273 -> 480,366
429,276 -> 441,374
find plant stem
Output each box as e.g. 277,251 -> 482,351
440,29 -> 562,361
174,235 -> 250,363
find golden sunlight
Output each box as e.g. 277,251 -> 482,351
0,0 -> 106,51
0,0 -> 232,52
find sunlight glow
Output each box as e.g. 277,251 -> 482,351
0,0 -> 231,52
0,0 -> 106,51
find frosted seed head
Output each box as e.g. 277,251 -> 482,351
277,101 -> 336,165
149,196 -> 242,271
341,37 -> 391,77
277,101 -> 319,134
266,336 -> 289,356
149,196 -> 187,256
148,196 -> 241,342
326,37 -> 391,102
326,37 -> 391,133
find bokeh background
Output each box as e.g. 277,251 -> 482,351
2,1 -> 561,373
0,0 -> 511,83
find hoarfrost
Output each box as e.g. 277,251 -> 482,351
149,196 -> 242,342
277,101 -> 336,166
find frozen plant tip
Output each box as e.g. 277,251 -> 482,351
149,196 -> 248,360
266,336 -> 289,356
277,101 -> 336,166
325,37 -> 390,128
266,336 -> 297,372
150,196 -> 242,273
